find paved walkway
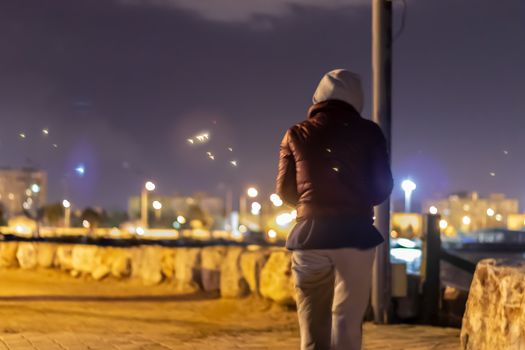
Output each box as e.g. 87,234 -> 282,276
0,270 -> 460,350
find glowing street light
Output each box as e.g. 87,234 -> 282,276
439,219 -> 448,230
401,179 -> 417,213
141,181 -> 156,228
145,181 -> 156,192
429,206 -> 438,215
270,193 -> 283,207
486,208 -> 495,217
247,187 -> 258,198
62,199 -> 71,228
462,216 -> 471,226
177,215 -> 187,224
251,202 -> 262,215
75,164 -> 85,177
152,200 -> 162,220
31,184 -> 40,193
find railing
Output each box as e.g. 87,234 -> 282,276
420,214 -> 477,325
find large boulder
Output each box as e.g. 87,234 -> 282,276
240,248 -> 270,294
137,246 -> 164,285
220,246 -> 249,298
161,248 -> 177,280
260,250 -> 295,305
56,245 -> 74,270
16,242 -> 37,269
71,245 -> 98,274
174,248 -> 201,293
110,248 -> 132,279
0,242 -> 19,268
461,259 -> 525,350
37,243 -> 56,268
201,246 -> 227,292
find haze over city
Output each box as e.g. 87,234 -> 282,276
1,0 -> 524,209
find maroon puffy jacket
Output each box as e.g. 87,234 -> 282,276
276,100 -> 393,222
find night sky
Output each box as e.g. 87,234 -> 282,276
1,0 -> 524,211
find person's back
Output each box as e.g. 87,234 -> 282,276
275,69 -> 393,350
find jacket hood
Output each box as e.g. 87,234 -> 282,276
307,100 -> 361,120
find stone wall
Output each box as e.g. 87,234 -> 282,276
0,241 -> 294,305
461,259 -> 525,350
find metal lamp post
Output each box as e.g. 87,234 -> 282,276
141,181 -> 155,228
62,199 -> 71,228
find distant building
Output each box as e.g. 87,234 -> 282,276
423,192 -> 519,233
127,193 -> 225,229
391,213 -> 423,238
0,167 -> 47,217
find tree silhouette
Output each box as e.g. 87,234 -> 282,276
42,203 -> 64,226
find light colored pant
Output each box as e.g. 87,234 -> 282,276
292,247 -> 376,350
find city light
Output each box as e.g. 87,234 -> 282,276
42,128 -> 49,135
270,193 -> 283,207
276,213 -> 294,226
439,219 -> 448,230
62,199 -> 71,208
247,187 -> 258,198
31,184 -> 40,193
145,181 -> 156,191
250,202 -> 262,215
75,164 -> 85,176
238,225 -> 248,233
82,220 -> 90,228
401,179 -> 416,212
152,200 -> 162,210
486,208 -> 495,217
462,216 -> 471,225
397,238 -> 417,249
495,214 -> 503,222
177,215 -> 186,224
429,206 -> 438,215
267,229 -> 277,239
136,227 -> 145,235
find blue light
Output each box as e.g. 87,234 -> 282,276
75,164 -> 86,177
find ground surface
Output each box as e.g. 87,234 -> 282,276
0,269 -> 460,349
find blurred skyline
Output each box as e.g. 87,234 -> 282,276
0,0 -> 524,210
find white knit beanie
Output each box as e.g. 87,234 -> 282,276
312,69 -> 364,113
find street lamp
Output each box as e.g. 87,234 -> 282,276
141,181 -> 156,228
247,187 -> 258,198
401,179 -> 417,213
62,199 -> 71,228
152,200 -> 162,220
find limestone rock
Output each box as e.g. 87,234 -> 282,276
111,249 -> 131,278
92,265 -> 111,280
161,248 -> 177,280
56,245 -> 74,270
0,242 -> 19,268
240,248 -> 270,294
201,246 -> 227,292
72,245 -> 98,273
260,250 -> 295,305
174,248 -> 201,293
461,259 -> 525,350
138,246 -> 164,285
37,243 -> 56,268
220,246 -> 249,298
16,242 -> 38,269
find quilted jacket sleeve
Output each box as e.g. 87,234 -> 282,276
275,129 -> 299,207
